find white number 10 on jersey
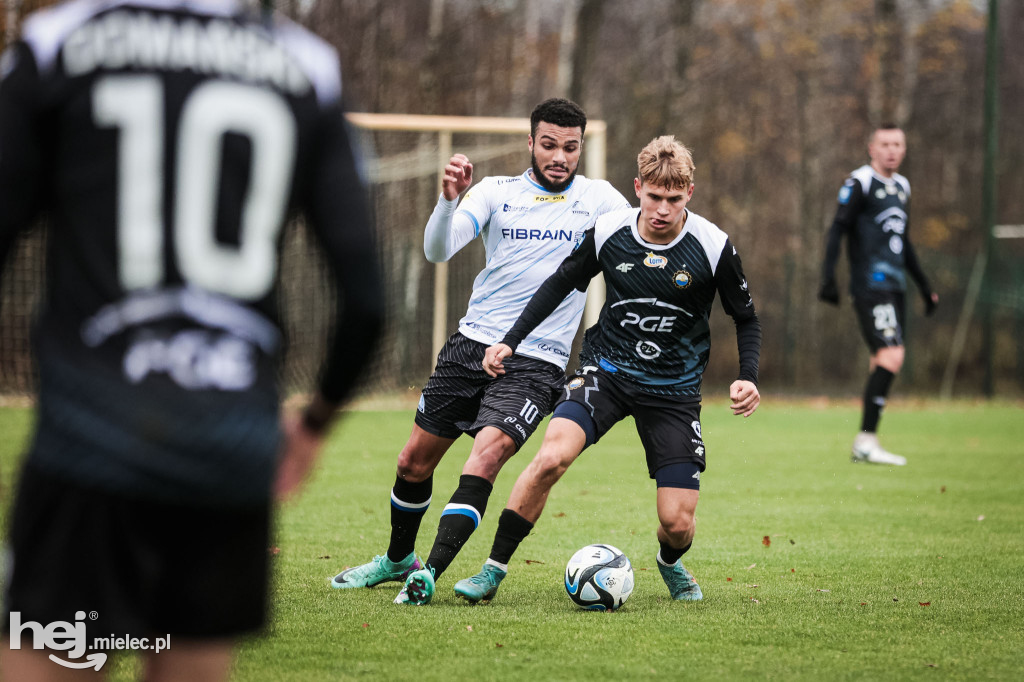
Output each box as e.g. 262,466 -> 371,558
94,75 -> 296,300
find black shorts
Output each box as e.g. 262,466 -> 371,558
556,368 -> 706,478
414,333 -> 565,450
853,291 -> 906,352
3,464 -> 270,642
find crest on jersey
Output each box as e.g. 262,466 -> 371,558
673,270 -> 692,289
567,377 -> 586,390
875,188 -> 887,199
644,252 -> 668,269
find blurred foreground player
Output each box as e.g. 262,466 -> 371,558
0,1 -> 382,680
819,125 -> 938,466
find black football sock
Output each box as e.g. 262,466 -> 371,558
860,367 -> 896,433
386,475 -> 432,563
658,540 -> 692,566
489,508 -> 535,566
424,474 -> 493,580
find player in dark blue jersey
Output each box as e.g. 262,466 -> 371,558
392,136 -> 761,606
0,1 -> 382,678
819,125 -> 938,466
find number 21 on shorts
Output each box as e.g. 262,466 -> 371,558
872,303 -> 897,332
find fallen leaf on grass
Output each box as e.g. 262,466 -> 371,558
362,623 -> 369,628
495,643 -> 503,648
524,559 -> 545,565
318,555 -> 330,560
925,663 -> 938,668
747,584 -> 759,588
762,536 -> 771,547
553,512 -> 566,518
466,625 -> 473,632
816,589 -> 831,593
860,602 -> 868,606
790,568 -> 795,573
977,515 -> 985,521
750,598 -> 760,604
268,546 -> 281,555
726,577 -> 733,581
746,563 -> 756,570
893,598 -> 899,602
789,539 -> 795,545
919,602 -> 931,606
940,486 -> 946,493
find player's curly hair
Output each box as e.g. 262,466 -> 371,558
637,136 -> 695,190
530,98 -> 587,138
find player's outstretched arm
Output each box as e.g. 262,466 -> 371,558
729,380 -> 760,417
482,343 -> 514,377
483,228 -> 599,375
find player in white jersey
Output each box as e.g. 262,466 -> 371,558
331,99 -> 629,600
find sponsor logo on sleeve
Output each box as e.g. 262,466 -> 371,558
838,182 -> 853,205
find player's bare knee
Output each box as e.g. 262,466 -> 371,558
875,346 -> 904,373
528,449 -> 570,484
660,512 -> 695,543
396,447 -> 434,482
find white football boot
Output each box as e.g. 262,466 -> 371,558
851,433 -> 906,466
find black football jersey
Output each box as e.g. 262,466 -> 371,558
0,0 -> 382,505
823,165 -> 915,297
505,207 -> 759,399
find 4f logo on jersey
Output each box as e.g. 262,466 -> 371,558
534,194 -> 566,203
616,262 -> 634,272
644,252 -> 668,269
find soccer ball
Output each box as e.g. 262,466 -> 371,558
564,544 -> 634,611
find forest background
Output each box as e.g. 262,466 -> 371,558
1,0 -> 1021,398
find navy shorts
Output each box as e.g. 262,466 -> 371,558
553,367 -> 706,480
853,291 -> 906,352
3,464 -> 271,643
414,333 -> 565,450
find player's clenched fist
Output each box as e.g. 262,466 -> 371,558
729,380 -> 760,417
442,154 -> 474,200
482,343 -> 514,377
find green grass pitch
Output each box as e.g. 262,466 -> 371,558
1,400 -> 1022,681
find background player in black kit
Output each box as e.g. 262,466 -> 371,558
448,136 -> 761,605
819,125 -> 938,466
0,1 -> 382,679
